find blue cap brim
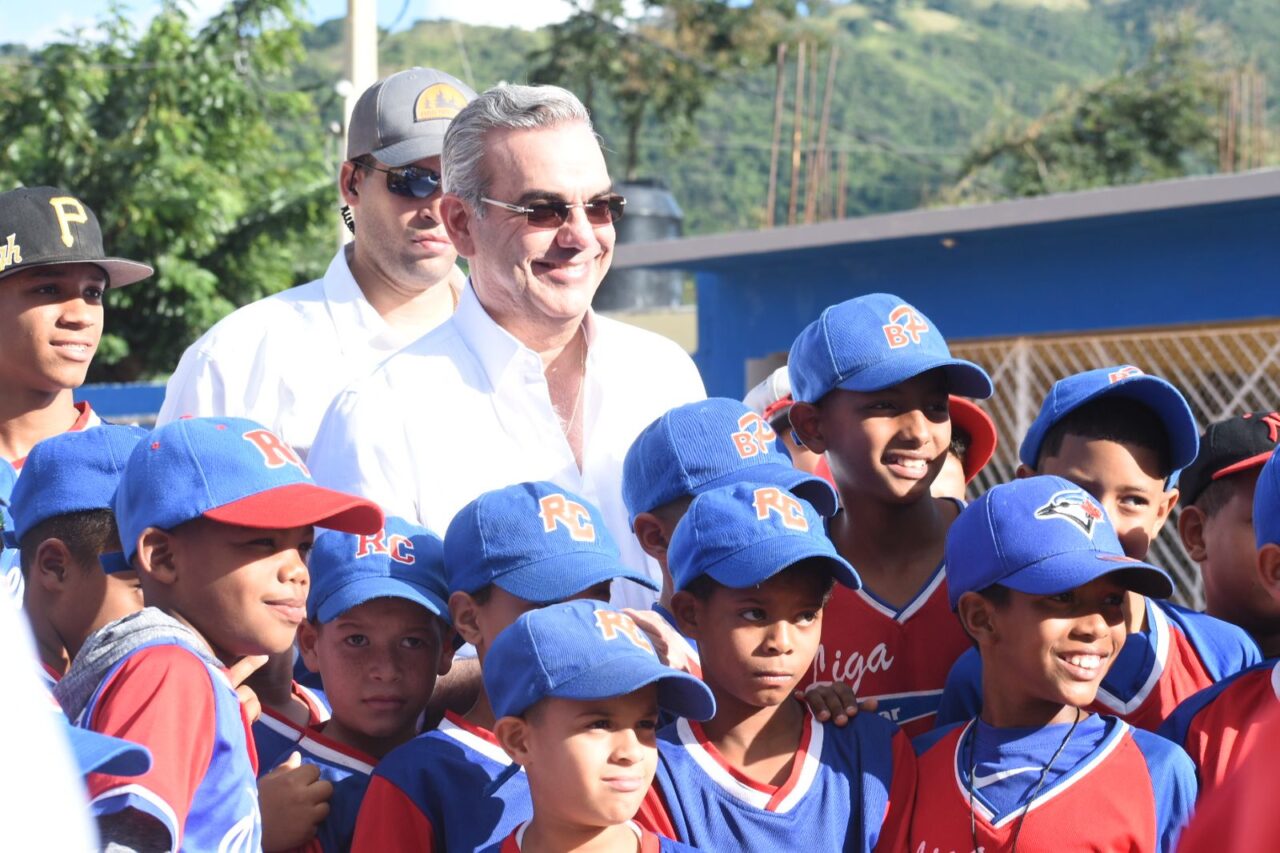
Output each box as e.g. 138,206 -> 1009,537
64,723 -> 153,777
692,462 -> 839,518
549,655 -> 716,722
696,536 -> 860,592
838,354 -> 993,400
999,552 -> 1174,601
493,552 -> 659,604
313,577 -> 450,624
1,530 -> 16,549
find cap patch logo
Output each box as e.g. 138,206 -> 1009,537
414,83 -> 468,122
882,304 -> 929,349
241,428 -> 309,476
538,493 -> 596,542
0,234 -> 22,273
1034,489 -> 1105,537
355,530 -> 416,565
731,412 -> 776,459
49,196 -> 88,248
594,609 -> 654,653
1108,365 -> 1143,383
1244,411 -> 1280,443
753,486 -> 809,531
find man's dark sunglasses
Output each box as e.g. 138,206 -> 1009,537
481,194 -> 626,228
359,162 -> 443,199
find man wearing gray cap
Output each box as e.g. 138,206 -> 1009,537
158,67 -> 476,459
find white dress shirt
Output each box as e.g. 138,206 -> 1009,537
308,281 -> 706,610
157,248 -> 421,458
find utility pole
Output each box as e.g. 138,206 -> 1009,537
339,0 -> 379,247
765,42 -> 788,228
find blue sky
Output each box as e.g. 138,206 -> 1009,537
8,1 -> 576,47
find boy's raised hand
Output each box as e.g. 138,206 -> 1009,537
259,751 -> 333,851
798,681 -> 878,726
624,608 -> 701,678
228,654 -> 269,723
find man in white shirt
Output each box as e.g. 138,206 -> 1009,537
308,84 -> 706,609
158,67 -> 477,458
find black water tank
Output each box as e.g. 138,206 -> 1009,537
594,179 -> 684,312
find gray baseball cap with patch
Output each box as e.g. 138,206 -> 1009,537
346,67 -> 477,166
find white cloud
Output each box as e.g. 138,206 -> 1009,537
421,0 -> 576,30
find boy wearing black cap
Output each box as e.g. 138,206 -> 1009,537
0,186 -> 151,469
1176,411 -> 1280,654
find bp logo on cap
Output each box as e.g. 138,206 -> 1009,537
731,412 -> 776,460
415,83 -> 469,122
538,493 -> 597,542
752,486 -> 810,531
882,304 -> 930,349
1109,365 -> 1143,383
1034,489 -> 1105,538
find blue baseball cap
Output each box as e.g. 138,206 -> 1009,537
5,426 -> 146,548
1254,450 -> 1280,550
945,475 -> 1174,609
787,293 -> 993,404
668,482 -> 860,593
63,718 -> 152,778
308,516 -> 450,624
114,417 -> 383,563
1018,366 -> 1199,472
484,600 -> 715,721
623,398 -> 838,523
444,481 -> 658,602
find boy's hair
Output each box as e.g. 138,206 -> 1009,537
977,583 -> 1011,607
1038,397 -> 1173,478
1193,476 -> 1245,519
18,510 -> 120,575
950,424 -> 972,462
683,558 -> 837,603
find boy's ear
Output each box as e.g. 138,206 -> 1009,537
1256,544 -> 1280,605
1151,487 -> 1179,536
1014,464 -> 1036,480
492,716 -> 532,766
670,590 -> 702,641
295,620 -> 321,672
448,591 -> 484,648
788,402 -> 824,453
956,591 -> 998,645
633,513 -> 670,563
436,620 -> 457,677
32,539 -> 74,592
134,527 -> 179,587
1177,505 -> 1208,562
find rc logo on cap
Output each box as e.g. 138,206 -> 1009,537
753,486 -> 809,531
242,428 -> 308,475
355,530 -> 416,565
882,304 -> 930,349
1108,365 -> 1144,383
731,412 -> 776,460
538,493 -> 596,542
594,609 -> 653,652
414,84 -> 469,122
0,234 -> 21,272
1034,489 -> 1105,538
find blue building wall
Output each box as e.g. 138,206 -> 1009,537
692,196 -> 1280,398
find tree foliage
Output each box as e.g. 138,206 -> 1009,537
944,17 -> 1225,204
0,0 -> 334,381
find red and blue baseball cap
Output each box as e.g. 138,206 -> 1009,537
1254,450 -> 1280,550
484,600 -> 715,721
443,481 -> 658,602
4,425 -> 146,548
622,398 -> 838,523
945,475 -> 1174,609
114,417 -> 383,563
307,516 -> 450,624
1180,412 -> 1280,507
1018,366 -> 1199,472
787,293 -> 993,405
668,481 -> 859,593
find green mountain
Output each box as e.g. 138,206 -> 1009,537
293,0 -> 1276,236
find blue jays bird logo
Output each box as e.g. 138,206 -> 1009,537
1034,489 -> 1106,537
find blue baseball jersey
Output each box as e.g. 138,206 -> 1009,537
936,598 -> 1261,730
1,545 -> 21,608
268,725 -> 374,853
501,820 -> 702,852
1157,659 -> 1279,793
352,711 -> 532,852
909,715 -> 1196,852
251,680 -> 330,776
640,711 -> 916,852
78,640 -> 261,851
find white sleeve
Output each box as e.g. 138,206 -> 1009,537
156,344 -> 231,425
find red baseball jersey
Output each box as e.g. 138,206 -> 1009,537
500,821 -> 700,852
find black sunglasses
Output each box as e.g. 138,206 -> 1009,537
358,162 -> 443,199
480,194 -> 626,228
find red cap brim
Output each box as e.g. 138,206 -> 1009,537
203,482 -> 383,535
949,396 -> 999,484
1212,450 -> 1275,482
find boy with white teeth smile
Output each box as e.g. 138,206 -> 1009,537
910,475 -> 1197,852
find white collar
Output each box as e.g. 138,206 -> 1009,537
320,247 -> 412,356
